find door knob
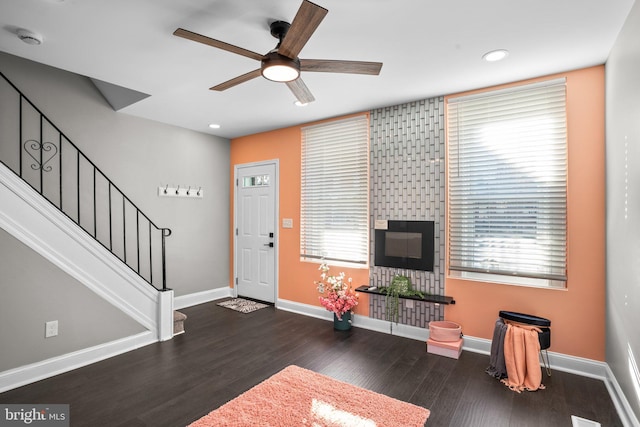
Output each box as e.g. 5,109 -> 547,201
264,242 -> 274,247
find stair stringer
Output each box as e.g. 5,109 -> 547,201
0,162 -> 174,341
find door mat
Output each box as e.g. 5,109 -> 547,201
217,298 -> 269,314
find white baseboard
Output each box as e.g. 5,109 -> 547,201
174,287 -> 232,310
0,331 -> 156,393
276,298 -> 429,341
276,298 -> 332,320
276,298 -> 639,426
604,365 -> 640,427
461,335 -> 609,380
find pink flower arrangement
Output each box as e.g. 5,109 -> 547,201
316,262 -> 358,321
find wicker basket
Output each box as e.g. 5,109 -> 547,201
429,321 -> 462,342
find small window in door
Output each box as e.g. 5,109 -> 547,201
243,175 -> 270,187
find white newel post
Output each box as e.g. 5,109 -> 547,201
157,290 -> 175,341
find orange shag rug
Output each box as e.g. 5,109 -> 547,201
189,365 -> 430,427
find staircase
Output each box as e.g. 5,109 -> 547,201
0,72 -> 175,342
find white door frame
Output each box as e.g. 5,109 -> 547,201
233,159 -> 279,305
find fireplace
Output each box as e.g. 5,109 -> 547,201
374,220 -> 435,271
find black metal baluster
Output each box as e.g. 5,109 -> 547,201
19,96 -> 23,177
136,210 -> 140,274
39,114 -> 43,194
149,222 -> 153,286
122,196 -> 127,264
108,183 -> 113,250
59,134 -> 63,210
76,149 -> 80,225
161,229 -> 172,291
93,168 -> 97,238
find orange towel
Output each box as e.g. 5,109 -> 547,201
501,322 -> 545,392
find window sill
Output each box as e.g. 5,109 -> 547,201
448,270 -> 566,290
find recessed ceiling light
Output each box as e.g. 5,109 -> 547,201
482,49 -> 509,62
294,100 -> 308,107
208,123 -> 220,129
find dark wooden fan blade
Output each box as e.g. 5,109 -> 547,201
174,28 -> 263,61
210,69 -> 262,91
300,59 -> 383,75
286,78 -> 315,104
278,0 -> 328,59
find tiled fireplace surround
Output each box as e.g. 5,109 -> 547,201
369,97 -> 446,327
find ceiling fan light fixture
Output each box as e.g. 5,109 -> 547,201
261,52 -> 300,82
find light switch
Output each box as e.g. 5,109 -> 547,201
282,218 -> 293,229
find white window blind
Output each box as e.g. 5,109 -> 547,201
301,115 -> 369,265
447,79 -> 567,286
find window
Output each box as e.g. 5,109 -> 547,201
447,79 -> 567,288
301,115 -> 369,265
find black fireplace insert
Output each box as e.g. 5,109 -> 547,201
374,220 -> 434,271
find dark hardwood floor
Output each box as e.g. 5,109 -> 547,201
0,302 -> 622,426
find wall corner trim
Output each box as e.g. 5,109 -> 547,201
0,331 -> 156,393
604,365 -> 640,427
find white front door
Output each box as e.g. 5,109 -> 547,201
235,161 -> 277,303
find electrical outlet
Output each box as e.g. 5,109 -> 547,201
45,320 -> 58,338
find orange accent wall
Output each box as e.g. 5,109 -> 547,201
444,66 -> 606,361
230,66 -> 605,361
230,113 -> 370,316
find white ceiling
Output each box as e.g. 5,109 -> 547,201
0,0 -> 635,139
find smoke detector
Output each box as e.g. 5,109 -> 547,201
17,29 -> 43,46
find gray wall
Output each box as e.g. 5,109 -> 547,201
0,52 -> 231,297
605,1 -> 640,422
369,98 -> 446,326
0,229 -> 145,372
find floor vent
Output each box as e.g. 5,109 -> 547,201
571,415 -> 601,427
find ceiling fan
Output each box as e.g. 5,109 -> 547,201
173,0 -> 382,104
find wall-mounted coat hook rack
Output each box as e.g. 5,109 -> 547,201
158,184 -> 203,199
